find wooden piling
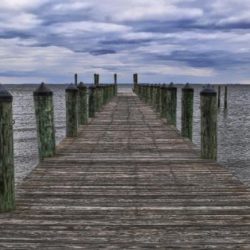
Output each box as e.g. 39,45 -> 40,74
167,83 -> 177,126
0,84 -> 15,212
160,84 -> 167,118
200,85 -> 217,160
78,82 -> 88,125
34,83 -> 56,160
94,74 -> 99,86
74,73 -> 78,86
133,73 -> 138,92
224,85 -> 228,109
181,83 -> 194,140
218,85 -> 221,108
89,86 -> 96,118
66,84 -> 78,137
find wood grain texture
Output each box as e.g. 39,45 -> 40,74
0,91 -> 250,249
181,86 -> 194,140
0,99 -> 15,212
34,95 -> 56,160
78,83 -> 88,125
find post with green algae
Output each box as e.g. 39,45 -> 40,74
155,85 -> 161,113
78,82 -> 88,125
160,84 -> 167,118
89,86 -> 96,118
167,83 -> 177,126
218,85 -> 221,108
66,84 -> 78,137
149,85 -> 154,106
200,85 -> 217,160
0,84 -> 15,212
34,83 -> 56,160
181,83 -> 194,140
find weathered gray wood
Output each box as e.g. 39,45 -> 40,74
34,83 -> 56,160
181,84 -> 194,140
77,82 -> 88,125
0,84 -> 15,212
200,86 -> 217,160
66,84 -> 78,137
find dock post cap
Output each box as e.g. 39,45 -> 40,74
78,82 -> 87,89
34,82 -> 53,96
168,82 -> 177,90
183,83 -> 193,91
0,84 -> 13,102
66,83 -> 79,92
200,84 -> 216,96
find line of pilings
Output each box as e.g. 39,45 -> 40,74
0,74 -> 117,213
133,78 -> 218,161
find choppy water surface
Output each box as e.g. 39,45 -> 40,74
6,84 -> 250,186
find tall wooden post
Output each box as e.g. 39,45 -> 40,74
200,85 -> 217,160
34,83 -> 56,160
160,84 -> 167,118
89,86 -> 96,118
181,83 -> 194,140
167,83 -> 177,126
133,73 -> 138,92
224,85 -> 228,109
66,84 -> 78,137
0,84 -> 15,212
78,82 -> 88,125
218,85 -> 221,108
114,74 -> 118,95
94,74 -> 99,86
74,73 -> 78,86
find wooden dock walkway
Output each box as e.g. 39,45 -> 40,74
1,91 -> 250,249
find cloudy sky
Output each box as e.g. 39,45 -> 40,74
0,0 -> 250,84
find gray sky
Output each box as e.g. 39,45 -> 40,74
0,0 -> 250,84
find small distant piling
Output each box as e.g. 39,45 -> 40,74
114,74 -> 118,95
78,82 -> 88,125
94,74 -> 99,86
181,83 -> 194,140
33,83 -> 56,160
133,73 -> 138,92
218,85 -> 221,108
0,84 -> 15,212
66,84 -> 78,137
200,85 -> 217,160
74,73 -> 78,86
224,85 -> 228,109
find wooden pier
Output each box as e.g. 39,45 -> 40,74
1,90 -> 250,249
